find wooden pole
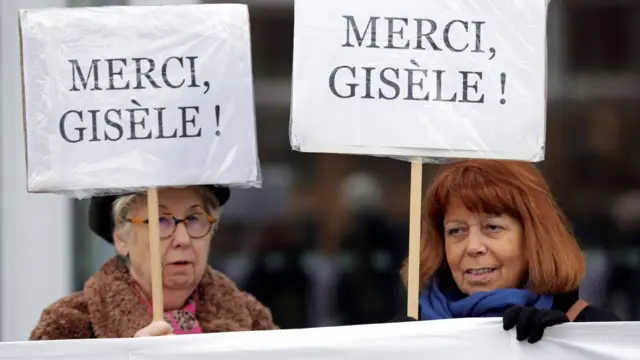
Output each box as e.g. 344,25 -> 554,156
146,187 -> 164,321
407,161 -> 422,318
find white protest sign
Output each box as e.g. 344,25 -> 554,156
20,4 -> 260,196
290,0 -> 548,161
2,319 -> 639,360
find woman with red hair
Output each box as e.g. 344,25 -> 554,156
395,159 -> 620,343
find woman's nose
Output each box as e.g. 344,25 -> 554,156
465,229 -> 487,256
171,223 -> 191,246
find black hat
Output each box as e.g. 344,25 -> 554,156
88,185 -> 230,244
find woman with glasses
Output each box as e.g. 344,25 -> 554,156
30,186 -> 278,339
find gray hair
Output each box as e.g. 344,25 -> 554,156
112,186 -> 222,240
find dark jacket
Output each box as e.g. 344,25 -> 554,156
551,289 -> 621,322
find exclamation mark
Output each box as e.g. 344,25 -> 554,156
215,105 -> 221,136
500,73 -> 507,105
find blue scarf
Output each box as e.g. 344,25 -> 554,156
419,279 -> 554,320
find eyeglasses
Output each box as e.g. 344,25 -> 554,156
125,212 -> 217,240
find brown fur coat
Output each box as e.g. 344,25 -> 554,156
30,257 -> 278,340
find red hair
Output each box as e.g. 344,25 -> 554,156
401,159 -> 585,295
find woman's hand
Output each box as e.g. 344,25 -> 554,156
134,320 -> 174,337
503,306 -> 568,344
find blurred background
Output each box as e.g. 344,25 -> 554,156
1,0 -> 639,341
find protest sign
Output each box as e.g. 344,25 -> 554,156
19,4 -> 260,196
290,0 -> 548,161
2,319 -> 639,359
19,3 -> 260,321
290,0 -> 550,318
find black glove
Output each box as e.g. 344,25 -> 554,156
388,315 -> 418,323
503,306 -> 569,344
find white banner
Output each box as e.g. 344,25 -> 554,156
290,0 -> 548,161
19,4 -> 260,197
2,319 -> 639,359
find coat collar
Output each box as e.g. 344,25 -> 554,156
551,288 -> 580,313
83,256 -> 253,338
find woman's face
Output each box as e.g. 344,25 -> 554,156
115,187 -> 216,294
443,196 -> 527,295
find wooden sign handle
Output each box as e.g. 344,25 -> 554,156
147,188 -> 165,322
407,161 -> 422,319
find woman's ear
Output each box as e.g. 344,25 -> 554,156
113,230 -> 129,257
